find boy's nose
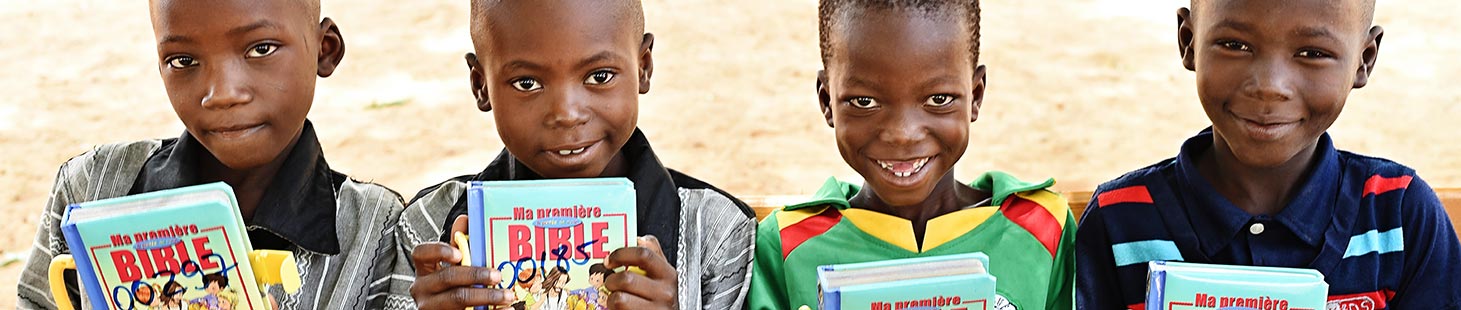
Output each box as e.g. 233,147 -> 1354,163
878,108 -> 929,146
544,88 -> 590,128
200,62 -> 253,110
1242,58 -> 1297,103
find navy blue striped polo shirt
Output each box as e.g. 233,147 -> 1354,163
1076,129 -> 1461,310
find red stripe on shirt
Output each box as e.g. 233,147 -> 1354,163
1001,196 -> 1062,258
779,208 -> 842,259
1097,186 -> 1154,208
1126,303 -> 1144,310
1326,289 -> 1393,309
1363,174 -> 1413,197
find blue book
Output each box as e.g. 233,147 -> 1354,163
818,252 -> 996,310
58,182 -> 268,310
465,178 -> 637,310
1145,261 -> 1328,310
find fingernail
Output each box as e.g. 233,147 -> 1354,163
479,269 -> 499,283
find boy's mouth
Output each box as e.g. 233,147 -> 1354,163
876,157 -> 930,178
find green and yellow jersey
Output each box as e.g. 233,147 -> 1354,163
748,171 -> 1075,310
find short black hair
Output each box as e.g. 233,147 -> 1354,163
469,0 -> 645,46
203,272 -> 229,288
818,0 -> 981,66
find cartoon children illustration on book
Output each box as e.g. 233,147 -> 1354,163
186,272 -> 234,310
568,263 -> 614,310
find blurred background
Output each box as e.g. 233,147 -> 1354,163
2,0 -> 1458,307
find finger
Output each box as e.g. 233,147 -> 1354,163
411,265 -> 504,296
603,285 -> 673,310
603,270 -> 677,303
450,215 -> 469,246
412,242 -> 461,276
415,286 -> 518,309
604,246 -> 675,280
637,235 -> 665,259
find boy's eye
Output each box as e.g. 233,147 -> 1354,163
847,97 -> 879,109
584,70 -> 616,85
1296,49 -> 1331,59
925,95 -> 956,107
510,78 -> 543,92
1218,40 -> 1251,52
166,56 -> 198,69
246,43 -> 278,58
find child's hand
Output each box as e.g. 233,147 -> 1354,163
603,235 -> 679,310
409,215 -> 517,309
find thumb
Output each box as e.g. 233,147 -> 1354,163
449,215 -> 469,247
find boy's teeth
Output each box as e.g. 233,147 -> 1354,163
876,157 -> 930,177
556,147 -> 586,155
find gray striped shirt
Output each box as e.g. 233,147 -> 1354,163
16,140 -> 416,310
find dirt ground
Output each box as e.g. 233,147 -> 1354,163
3,0 -> 1458,307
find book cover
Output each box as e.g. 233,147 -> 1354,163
60,182 -> 267,310
1145,261 -> 1328,310
818,252 -> 996,310
465,178 -> 636,310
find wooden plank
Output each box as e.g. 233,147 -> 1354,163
747,189 -> 1461,240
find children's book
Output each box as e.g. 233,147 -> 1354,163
817,252 -> 996,310
1145,261 -> 1328,310
59,182 -> 267,310
465,178 -> 636,310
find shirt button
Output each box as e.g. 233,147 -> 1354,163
1249,223 -> 1265,235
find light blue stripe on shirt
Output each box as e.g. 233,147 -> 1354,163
1344,227 -> 1405,258
1112,239 -> 1184,267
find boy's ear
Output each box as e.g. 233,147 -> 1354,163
1177,8 -> 1196,71
638,33 -> 655,94
817,70 -> 834,128
970,65 -> 987,123
1353,26 -> 1384,89
465,53 -> 491,112
316,17 -> 345,77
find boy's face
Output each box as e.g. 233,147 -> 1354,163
1180,0 -> 1380,167
150,0 -> 343,170
206,282 -> 221,294
819,9 -> 985,207
466,0 -> 652,179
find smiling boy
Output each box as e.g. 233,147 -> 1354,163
747,1 -> 1075,309
1076,1 -> 1461,309
17,1 -> 409,309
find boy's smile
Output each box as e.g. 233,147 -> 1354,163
1181,0 -> 1380,168
150,0 -> 340,171
466,0 -> 651,179
820,8 -> 984,208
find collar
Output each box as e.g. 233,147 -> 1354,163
1174,128 -> 1338,256
131,121 -> 342,254
783,171 -> 1054,252
456,129 -> 684,265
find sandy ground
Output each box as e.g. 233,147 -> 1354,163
3,0 -> 1459,307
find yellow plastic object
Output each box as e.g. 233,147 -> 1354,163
48,255 -> 77,310
249,250 -> 301,294
453,231 -> 471,267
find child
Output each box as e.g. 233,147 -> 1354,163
394,1 -> 756,309
1076,0 -> 1461,309
15,0 -> 410,309
747,0 -> 1075,309
190,273 -> 230,309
